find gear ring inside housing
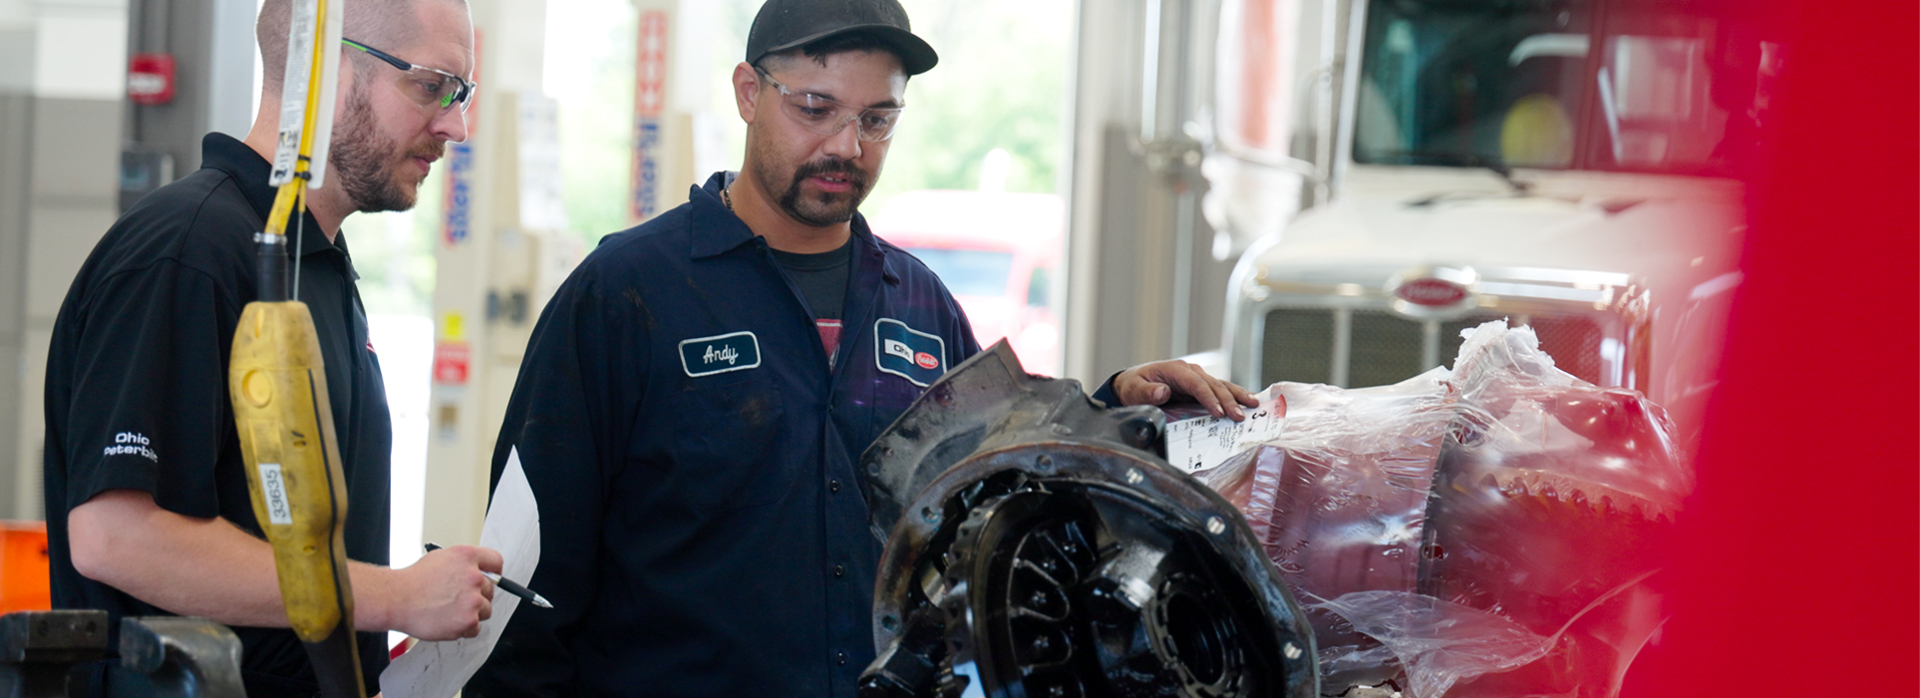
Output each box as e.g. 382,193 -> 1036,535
858,342 -> 1318,698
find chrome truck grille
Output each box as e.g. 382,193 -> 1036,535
1261,309 -> 1608,387
1235,268 -> 1649,391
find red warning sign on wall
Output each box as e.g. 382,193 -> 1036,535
432,341 -> 471,386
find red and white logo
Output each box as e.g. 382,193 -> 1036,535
1394,277 -> 1469,307
915,352 -> 939,370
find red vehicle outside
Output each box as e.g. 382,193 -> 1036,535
868,190 -> 1064,376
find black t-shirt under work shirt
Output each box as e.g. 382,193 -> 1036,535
771,237 -> 853,365
42,133 -> 392,697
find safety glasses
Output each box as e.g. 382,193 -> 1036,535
342,38 -> 476,113
755,66 -> 904,143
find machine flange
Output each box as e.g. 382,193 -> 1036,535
859,342 -> 1319,698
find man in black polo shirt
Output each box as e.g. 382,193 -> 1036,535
43,0 -> 500,695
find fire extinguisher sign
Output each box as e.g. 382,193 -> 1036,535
127,53 -> 177,105
631,11 -> 669,223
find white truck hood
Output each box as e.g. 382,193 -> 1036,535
1254,166 -> 1744,287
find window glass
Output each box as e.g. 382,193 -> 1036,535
905,248 -> 1014,297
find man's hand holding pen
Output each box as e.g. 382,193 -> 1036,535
425,542 -> 553,609
374,544 -> 503,640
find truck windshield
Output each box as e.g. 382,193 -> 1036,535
1352,0 -> 1778,176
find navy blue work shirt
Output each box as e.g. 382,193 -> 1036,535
468,173 -> 981,698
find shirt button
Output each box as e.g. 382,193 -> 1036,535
833,564 -> 846,578
836,651 -> 848,666
828,479 -> 842,494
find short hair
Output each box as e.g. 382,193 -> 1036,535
758,31 -> 906,73
256,0 -> 467,92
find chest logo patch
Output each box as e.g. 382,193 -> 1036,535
875,318 -> 946,387
679,331 -> 762,377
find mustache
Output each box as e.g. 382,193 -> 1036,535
407,142 -> 447,161
793,158 -> 867,188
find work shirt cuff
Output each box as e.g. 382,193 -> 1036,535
1090,372 -> 1121,408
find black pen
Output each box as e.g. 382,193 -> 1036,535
423,542 -> 553,609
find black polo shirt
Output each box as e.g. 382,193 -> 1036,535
43,133 -> 392,696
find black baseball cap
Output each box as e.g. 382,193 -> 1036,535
746,0 -> 939,76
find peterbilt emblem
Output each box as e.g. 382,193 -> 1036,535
1394,277 -> 1469,306
1387,266 -> 1479,318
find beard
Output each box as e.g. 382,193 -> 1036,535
749,137 -> 874,226
329,82 -> 442,213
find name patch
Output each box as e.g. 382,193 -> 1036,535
875,318 -> 946,387
680,331 -> 762,377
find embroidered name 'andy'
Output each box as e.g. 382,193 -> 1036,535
704,344 -> 740,366
680,331 -> 761,377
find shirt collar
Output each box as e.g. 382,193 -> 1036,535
860,215 -> 902,285
688,172 -> 756,259
199,133 -> 339,259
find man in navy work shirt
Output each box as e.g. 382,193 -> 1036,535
42,1 -> 500,695
468,1 -> 1257,696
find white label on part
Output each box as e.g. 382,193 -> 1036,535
1163,394 -> 1288,474
258,462 -> 294,525
269,0 -> 319,185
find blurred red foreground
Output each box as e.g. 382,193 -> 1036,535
1621,0 -> 1917,693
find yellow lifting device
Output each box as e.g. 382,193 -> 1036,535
226,0 -> 365,696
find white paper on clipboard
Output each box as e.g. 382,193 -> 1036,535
379,447 -> 542,698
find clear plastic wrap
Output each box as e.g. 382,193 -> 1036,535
1198,321 -> 1685,698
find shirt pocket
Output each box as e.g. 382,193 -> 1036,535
668,377 -> 796,518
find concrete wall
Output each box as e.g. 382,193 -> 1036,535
0,0 -> 127,521
0,21 -> 33,522
0,0 -> 256,520
0,0 -> 132,521
6,97 -> 123,521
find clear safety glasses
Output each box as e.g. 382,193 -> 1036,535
342,38 -> 476,113
755,66 -> 904,143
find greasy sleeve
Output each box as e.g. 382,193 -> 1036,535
58,261 -> 240,517
468,263 -> 649,697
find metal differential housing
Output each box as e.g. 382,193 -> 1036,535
858,342 -> 1318,698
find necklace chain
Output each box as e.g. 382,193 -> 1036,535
721,187 -> 734,212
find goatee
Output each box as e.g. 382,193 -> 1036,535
776,157 -> 870,227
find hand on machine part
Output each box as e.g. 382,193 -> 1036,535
380,544 -> 502,640
1112,360 -> 1260,421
